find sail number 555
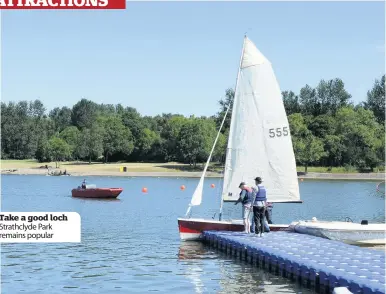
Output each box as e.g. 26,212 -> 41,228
269,127 -> 289,138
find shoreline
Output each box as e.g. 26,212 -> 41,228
1,168 -> 385,181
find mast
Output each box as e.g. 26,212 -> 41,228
218,35 -> 247,221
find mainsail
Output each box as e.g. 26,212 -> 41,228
185,36 -> 300,218
222,36 -> 300,203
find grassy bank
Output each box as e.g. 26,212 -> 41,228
1,160 -> 204,173
296,166 -> 385,173
1,160 -> 384,180
2,159 -> 385,174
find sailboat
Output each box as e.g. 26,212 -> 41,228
177,35 -> 302,241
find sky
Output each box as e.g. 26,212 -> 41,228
1,2 -> 385,117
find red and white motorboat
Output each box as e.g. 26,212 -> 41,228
177,36 -> 302,241
72,184 -> 123,199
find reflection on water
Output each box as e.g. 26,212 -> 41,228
178,242 -> 208,260
71,197 -> 122,203
1,175 -> 384,293
178,241 -> 313,294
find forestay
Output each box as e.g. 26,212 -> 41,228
222,37 -> 300,203
185,95 -> 232,216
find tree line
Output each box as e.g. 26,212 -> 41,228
1,75 -> 384,172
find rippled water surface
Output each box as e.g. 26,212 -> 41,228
1,175 -> 384,293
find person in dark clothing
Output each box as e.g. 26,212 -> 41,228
265,202 -> 273,224
252,177 -> 267,237
235,182 -> 253,233
81,179 -> 87,189
251,202 -> 273,233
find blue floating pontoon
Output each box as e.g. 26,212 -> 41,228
202,231 -> 385,294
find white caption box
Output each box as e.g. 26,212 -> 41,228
0,212 -> 81,243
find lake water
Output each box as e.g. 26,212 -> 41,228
1,175 -> 384,293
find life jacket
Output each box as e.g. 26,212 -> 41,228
252,184 -> 267,205
240,187 -> 253,205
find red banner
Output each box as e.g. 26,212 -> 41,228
0,0 -> 126,9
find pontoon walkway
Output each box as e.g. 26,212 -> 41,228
202,231 -> 385,294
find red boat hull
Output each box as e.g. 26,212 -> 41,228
71,188 -> 123,198
178,218 -> 289,240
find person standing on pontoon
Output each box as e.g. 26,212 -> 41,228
252,177 -> 267,237
250,196 -> 272,233
251,209 -> 271,233
234,182 -> 253,233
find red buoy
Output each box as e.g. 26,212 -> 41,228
142,187 -> 148,193
180,185 -> 186,190
211,184 -> 215,188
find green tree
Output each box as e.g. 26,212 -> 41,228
49,107 -> 72,132
288,113 -> 309,137
298,79 -> 352,116
1,101 -> 44,159
299,85 -> 317,116
282,91 -> 301,115
160,115 -> 188,161
47,137 -> 71,168
177,118 -> 216,166
335,106 -> 383,170
296,133 -> 326,173
98,116 -> 134,162
28,99 -> 46,118
136,128 -> 161,160
213,131 -> 227,163
77,126 -> 103,164
36,137 -> 51,163
288,113 -> 325,170
315,78 -> 352,115
322,135 -> 345,167
215,88 -> 234,133
1,78 -> 384,170
119,107 -> 147,160
307,115 -> 336,138
363,75 -> 385,124
59,126 -> 81,159
71,99 -> 99,129
98,104 -> 116,116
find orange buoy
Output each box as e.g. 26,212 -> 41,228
142,187 -> 148,193
180,185 -> 186,190
211,184 -> 215,188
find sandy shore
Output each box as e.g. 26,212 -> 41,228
1,168 -> 221,178
1,167 -> 385,180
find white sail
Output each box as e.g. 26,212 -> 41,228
185,102 -> 232,216
222,37 -> 300,203
185,165 -> 207,216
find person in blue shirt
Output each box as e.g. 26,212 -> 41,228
252,177 -> 267,237
235,182 -> 253,233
